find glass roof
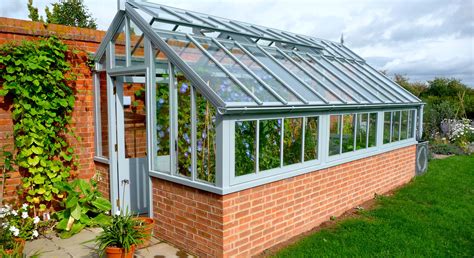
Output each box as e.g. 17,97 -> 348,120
110,1 -> 422,110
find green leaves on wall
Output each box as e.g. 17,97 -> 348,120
0,37 -> 77,211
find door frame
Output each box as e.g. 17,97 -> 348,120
105,39 -> 155,216
107,71 -> 149,215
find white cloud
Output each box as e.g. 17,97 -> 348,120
1,0 -> 473,86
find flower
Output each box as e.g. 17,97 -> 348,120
21,212 -> 29,219
32,229 -> 39,238
33,216 -> 40,224
22,203 -> 29,210
9,225 -> 19,236
115,210 -> 121,216
179,83 -> 189,93
11,210 -> 18,216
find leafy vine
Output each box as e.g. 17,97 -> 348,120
0,37 -> 77,211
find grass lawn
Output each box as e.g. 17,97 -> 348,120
274,155 -> 474,257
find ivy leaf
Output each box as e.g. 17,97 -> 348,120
31,146 -> 43,155
37,188 -> 46,194
33,174 -> 45,184
0,88 -> 8,96
27,156 -> 40,166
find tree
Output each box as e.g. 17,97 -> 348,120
27,0 -> 97,29
394,74 -> 427,97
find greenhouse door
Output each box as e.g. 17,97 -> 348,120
114,76 -> 149,215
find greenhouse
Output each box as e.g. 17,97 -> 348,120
93,0 -> 424,256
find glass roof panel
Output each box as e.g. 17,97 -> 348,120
301,55 -> 365,102
358,63 -> 418,102
342,61 -> 404,102
193,37 -> 279,103
265,48 -> 341,103
241,45 -> 325,104
317,57 -> 379,103
287,53 -> 356,103
120,1 -> 422,110
331,60 -> 392,102
325,60 -> 390,102
158,32 -> 255,103
219,41 -> 302,103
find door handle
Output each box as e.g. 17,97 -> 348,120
121,179 -> 130,185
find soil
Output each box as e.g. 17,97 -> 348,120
256,187 -> 402,257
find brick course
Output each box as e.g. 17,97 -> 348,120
152,145 -> 416,257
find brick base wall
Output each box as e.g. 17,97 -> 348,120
152,145 -> 416,257
95,162 -> 110,201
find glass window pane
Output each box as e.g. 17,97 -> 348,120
219,41 -> 301,103
129,19 -> 145,66
283,118 -> 303,165
269,50 -> 339,102
97,71 -> 109,158
329,115 -> 341,156
155,73 -> 171,172
159,33 -> 254,103
342,114 -> 355,153
242,45 -> 324,103
400,110 -> 409,140
408,110 -> 415,138
383,112 -> 391,144
355,113 -> 368,150
392,111 -> 400,142
259,119 -> 281,171
113,22 -> 126,68
304,117 -> 318,161
177,73 -> 192,177
368,113 -> 377,147
123,81 -> 147,159
235,121 -> 257,176
195,90 -> 216,183
194,38 -> 278,103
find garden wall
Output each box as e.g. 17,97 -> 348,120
152,145 -> 416,257
0,18 -> 109,202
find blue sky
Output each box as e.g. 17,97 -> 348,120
2,0 -> 473,87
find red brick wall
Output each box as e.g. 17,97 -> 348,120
95,162 -> 110,200
0,18 -> 106,202
152,145 -> 416,257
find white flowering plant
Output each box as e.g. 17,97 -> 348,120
444,118 -> 474,150
0,203 -> 41,240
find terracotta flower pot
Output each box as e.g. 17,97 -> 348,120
132,217 -> 155,249
5,238 -> 26,255
105,245 -> 135,258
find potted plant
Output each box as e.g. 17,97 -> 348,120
95,211 -> 145,258
132,216 -> 155,248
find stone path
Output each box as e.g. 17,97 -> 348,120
24,228 -> 192,258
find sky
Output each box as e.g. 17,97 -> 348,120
1,0 -> 473,87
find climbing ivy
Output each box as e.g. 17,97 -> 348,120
0,37 -> 76,211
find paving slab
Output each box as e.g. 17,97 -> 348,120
24,228 -> 192,258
